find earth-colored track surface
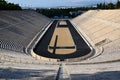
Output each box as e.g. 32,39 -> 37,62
48,21 -> 76,54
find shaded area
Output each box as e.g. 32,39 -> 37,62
34,20 -> 91,60
66,20 -> 91,56
49,46 -> 76,49
0,68 -> 56,80
71,71 -> 120,80
53,35 -> 58,54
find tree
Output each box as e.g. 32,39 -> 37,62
107,3 -> 115,9
97,3 -> 103,9
116,0 -> 120,8
0,0 -> 22,10
0,0 -> 7,9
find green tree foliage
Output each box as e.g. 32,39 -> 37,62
36,8 -> 74,18
0,0 -> 22,10
116,0 -> 120,8
36,1 -> 120,18
107,3 -> 115,9
97,0 -> 120,9
36,7 -> 96,18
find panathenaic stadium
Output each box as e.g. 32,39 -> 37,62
0,10 -> 120,80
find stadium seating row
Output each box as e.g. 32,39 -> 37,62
71,9 -> 120,63
0,10 -> 51,53
72,10 -> 120,44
